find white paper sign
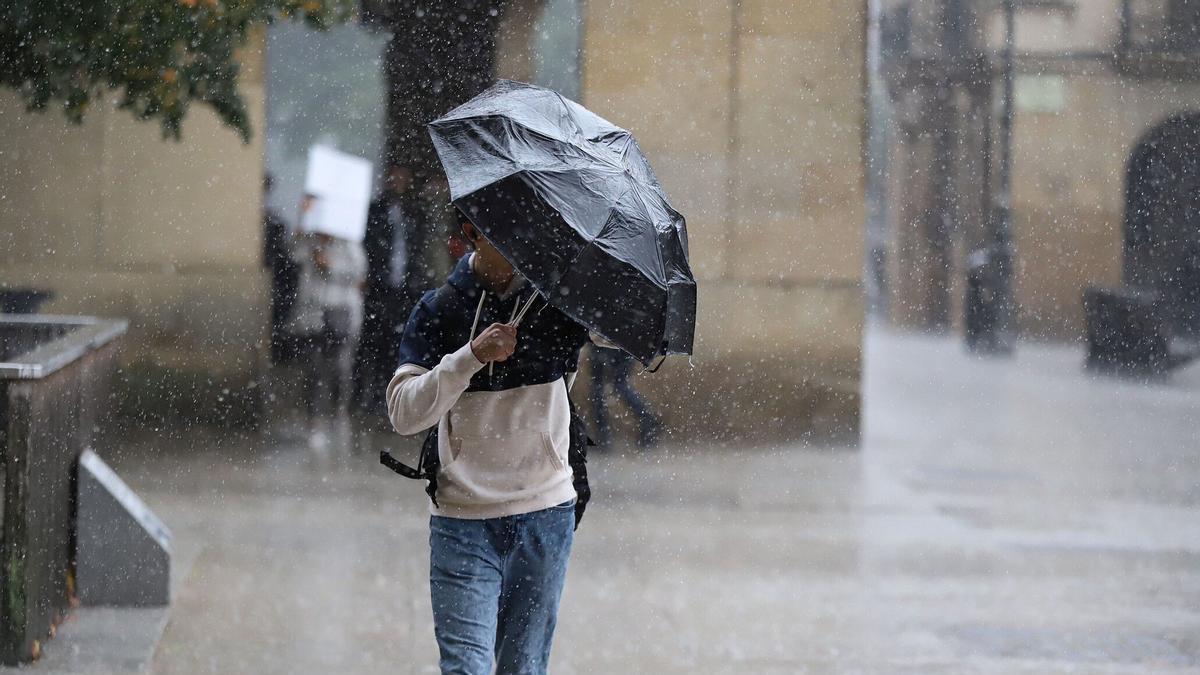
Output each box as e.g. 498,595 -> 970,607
301,145 -> 373,242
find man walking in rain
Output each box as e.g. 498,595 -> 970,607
387,80 -> 695,675
386,214 -> 590,675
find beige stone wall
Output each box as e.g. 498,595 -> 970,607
1012,72 -> 1200,338
495,0 -> 541,83
582,0 -> 866,441
0,35 -> 269,375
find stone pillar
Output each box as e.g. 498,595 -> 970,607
377,1 -> 510,291
582,1 -> 866,441
380,2 -> 508,173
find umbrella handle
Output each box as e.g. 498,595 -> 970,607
510,293 -> 539,327
490,292 -> 536,378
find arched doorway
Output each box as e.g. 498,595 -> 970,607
1124,112 -> 1200,337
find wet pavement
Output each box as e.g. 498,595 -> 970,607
89,328 -> 1200,673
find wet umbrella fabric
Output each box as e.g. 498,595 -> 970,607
428,79 -> 696,365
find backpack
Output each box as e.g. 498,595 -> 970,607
379,283 -> 593,529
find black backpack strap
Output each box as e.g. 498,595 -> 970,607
379,448 -> 423,479
379,427 -> 440,507
564,377 -> 592,530
378,281 -> 459,505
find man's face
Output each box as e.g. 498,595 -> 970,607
462,221 -> 513,275
386,167 -> 413,196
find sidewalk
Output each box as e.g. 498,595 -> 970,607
71,328 -> 1200,673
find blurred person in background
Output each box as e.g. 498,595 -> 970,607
419,172 -> 461,278
355,164 -> 419,413
262,173 -> 298,364
589,345 -> 663,449
290,194 -> 367,446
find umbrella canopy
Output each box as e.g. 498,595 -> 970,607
428,79 -> 696,365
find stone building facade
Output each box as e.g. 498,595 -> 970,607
877,0 -> 1200,339
1,1 -> 867,441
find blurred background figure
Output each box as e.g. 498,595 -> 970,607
289,195 -> 367,446
419,173 -> 464,274
354,165 -> 418,412
588,345 -> 662,449
262,173 -> 299,364
446,229 -> 472,262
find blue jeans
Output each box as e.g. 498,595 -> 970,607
429,501 -> 575,675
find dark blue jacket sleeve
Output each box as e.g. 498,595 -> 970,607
396,290 -> 443,371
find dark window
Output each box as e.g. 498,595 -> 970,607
1168,0 -> 1200,50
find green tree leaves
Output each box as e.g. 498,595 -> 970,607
0,0 -> 353,142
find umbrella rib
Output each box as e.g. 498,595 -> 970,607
629,183 -> 670,282
472,113 -> 626,173
519,166 -> 620,241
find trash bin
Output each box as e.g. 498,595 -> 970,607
0,314 -> 126,665
1082,286 -> 1171,375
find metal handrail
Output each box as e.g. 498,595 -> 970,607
0,315 -> 128,380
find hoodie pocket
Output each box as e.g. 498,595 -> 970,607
441,431 -> 565,501
541,431 -> 566,471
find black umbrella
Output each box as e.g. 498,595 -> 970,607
428,79 -> 696,366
